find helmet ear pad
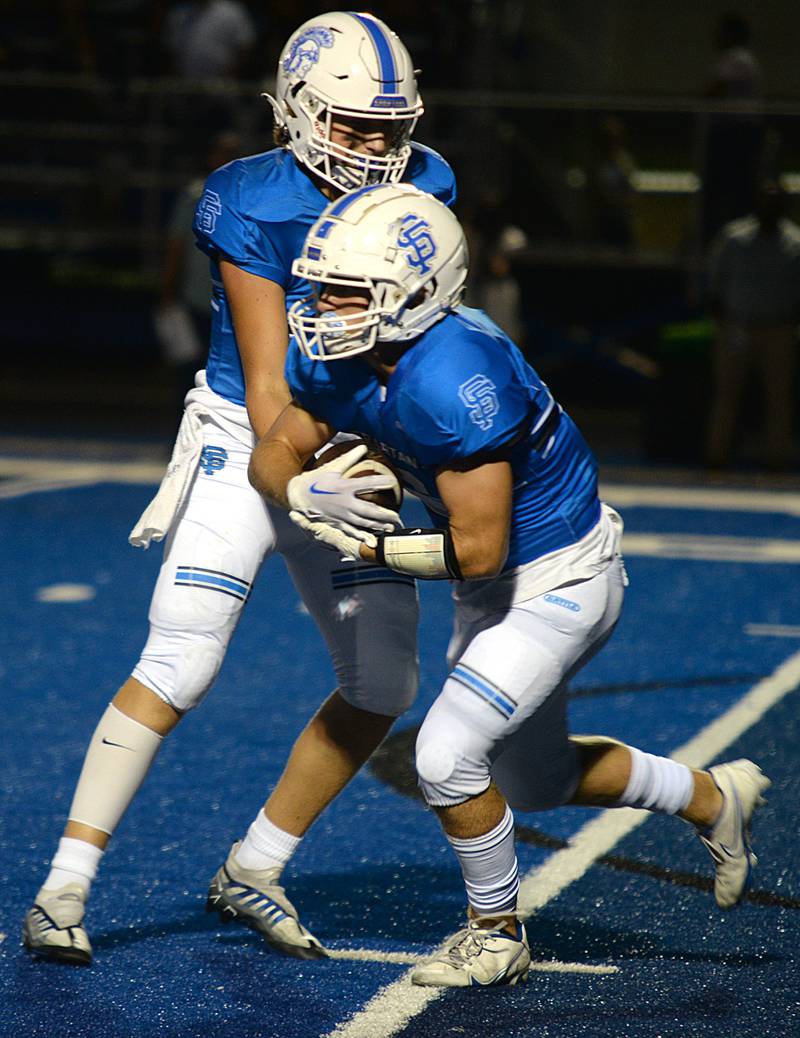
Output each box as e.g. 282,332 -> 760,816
263,92 -> 290,147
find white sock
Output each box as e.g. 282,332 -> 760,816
234,810 -> 302,872
42,837 -> 104,895
617,747 -> 693,815
446,805 -> 519,916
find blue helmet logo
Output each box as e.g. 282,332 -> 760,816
283,27 -> 334,78
397,213 -> 437,275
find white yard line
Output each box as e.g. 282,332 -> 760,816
326,650 -> 800,1038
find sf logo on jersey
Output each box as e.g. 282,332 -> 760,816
197,190 -> 223,234
458,374 -> 500,431
283,27 -> 334,78
397,213 -> 437,275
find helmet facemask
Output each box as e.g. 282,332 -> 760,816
288,274 -> 411,360
265,11 -> 424,195
274,82 -> 419,192
289,184 -> 468,362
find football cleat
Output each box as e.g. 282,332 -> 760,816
411,918 -> 530,988
22,883 -> 92,966
697,758 -> 771,908
206,843 -> 326,959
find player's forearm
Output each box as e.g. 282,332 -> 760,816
245,383 -> 293,441
448,524 -> 508,580
248,437 -> 302,507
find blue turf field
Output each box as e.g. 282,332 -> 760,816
1,467 -> 799,1038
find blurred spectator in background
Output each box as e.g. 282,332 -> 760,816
586,115 -> 637,250
155,131 -> 242,415
481,225 -> 529,347
162,0 -> 257,137
163,0 -> 256,79
705,178 -> 800,472
464,192 -> 529,347
701,12 -> 764,244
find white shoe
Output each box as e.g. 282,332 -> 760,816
698,759 -> 771,908
411,919 -> 530,988
23,883 -> 92,965
206,842 -> 326,959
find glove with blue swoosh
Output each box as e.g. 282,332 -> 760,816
287,443 -> 400,537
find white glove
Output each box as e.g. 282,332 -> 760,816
290,511 -> 377,560
287,444 -> 399,533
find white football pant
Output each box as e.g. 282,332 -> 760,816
415,556 -> 626,808
132,415 -> 419,716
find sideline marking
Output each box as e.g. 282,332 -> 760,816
325,947 -> 617,974
601,483 -> 800,517
621,533 -> 800,564
3,458 -> 800,516
745,623 -> 800,639
326,650 -> 800,1038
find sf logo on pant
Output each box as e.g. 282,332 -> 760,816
200,446 -> 228,475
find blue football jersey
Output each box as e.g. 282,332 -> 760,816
193,144 -> 456,405
286,307 -> 601,570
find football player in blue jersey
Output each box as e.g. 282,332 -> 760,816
250,183 -> 771,988
23,14 -> 456,965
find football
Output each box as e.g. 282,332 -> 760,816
308,438 -> 403,511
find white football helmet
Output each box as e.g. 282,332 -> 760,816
265,12 -> 423,193
288,184 -> 468,360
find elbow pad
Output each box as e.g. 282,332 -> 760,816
375,528 -> 463,581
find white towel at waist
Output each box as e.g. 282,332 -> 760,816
128,371 -> 254,549
128,401 -> 205,548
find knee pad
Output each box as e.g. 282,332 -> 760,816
133,636 -> 225,713
415,733 -> 491,807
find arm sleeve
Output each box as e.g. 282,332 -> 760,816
193,164 -> 286,284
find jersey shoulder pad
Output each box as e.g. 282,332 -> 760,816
194,150 -> 312,281
396,315 -> 531,462
199,149 -> 311,226
405,143 -> 457,207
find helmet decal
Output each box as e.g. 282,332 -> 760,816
288,186 -> 467,360
282,26 -> 334,79
397,214 -> 437,275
